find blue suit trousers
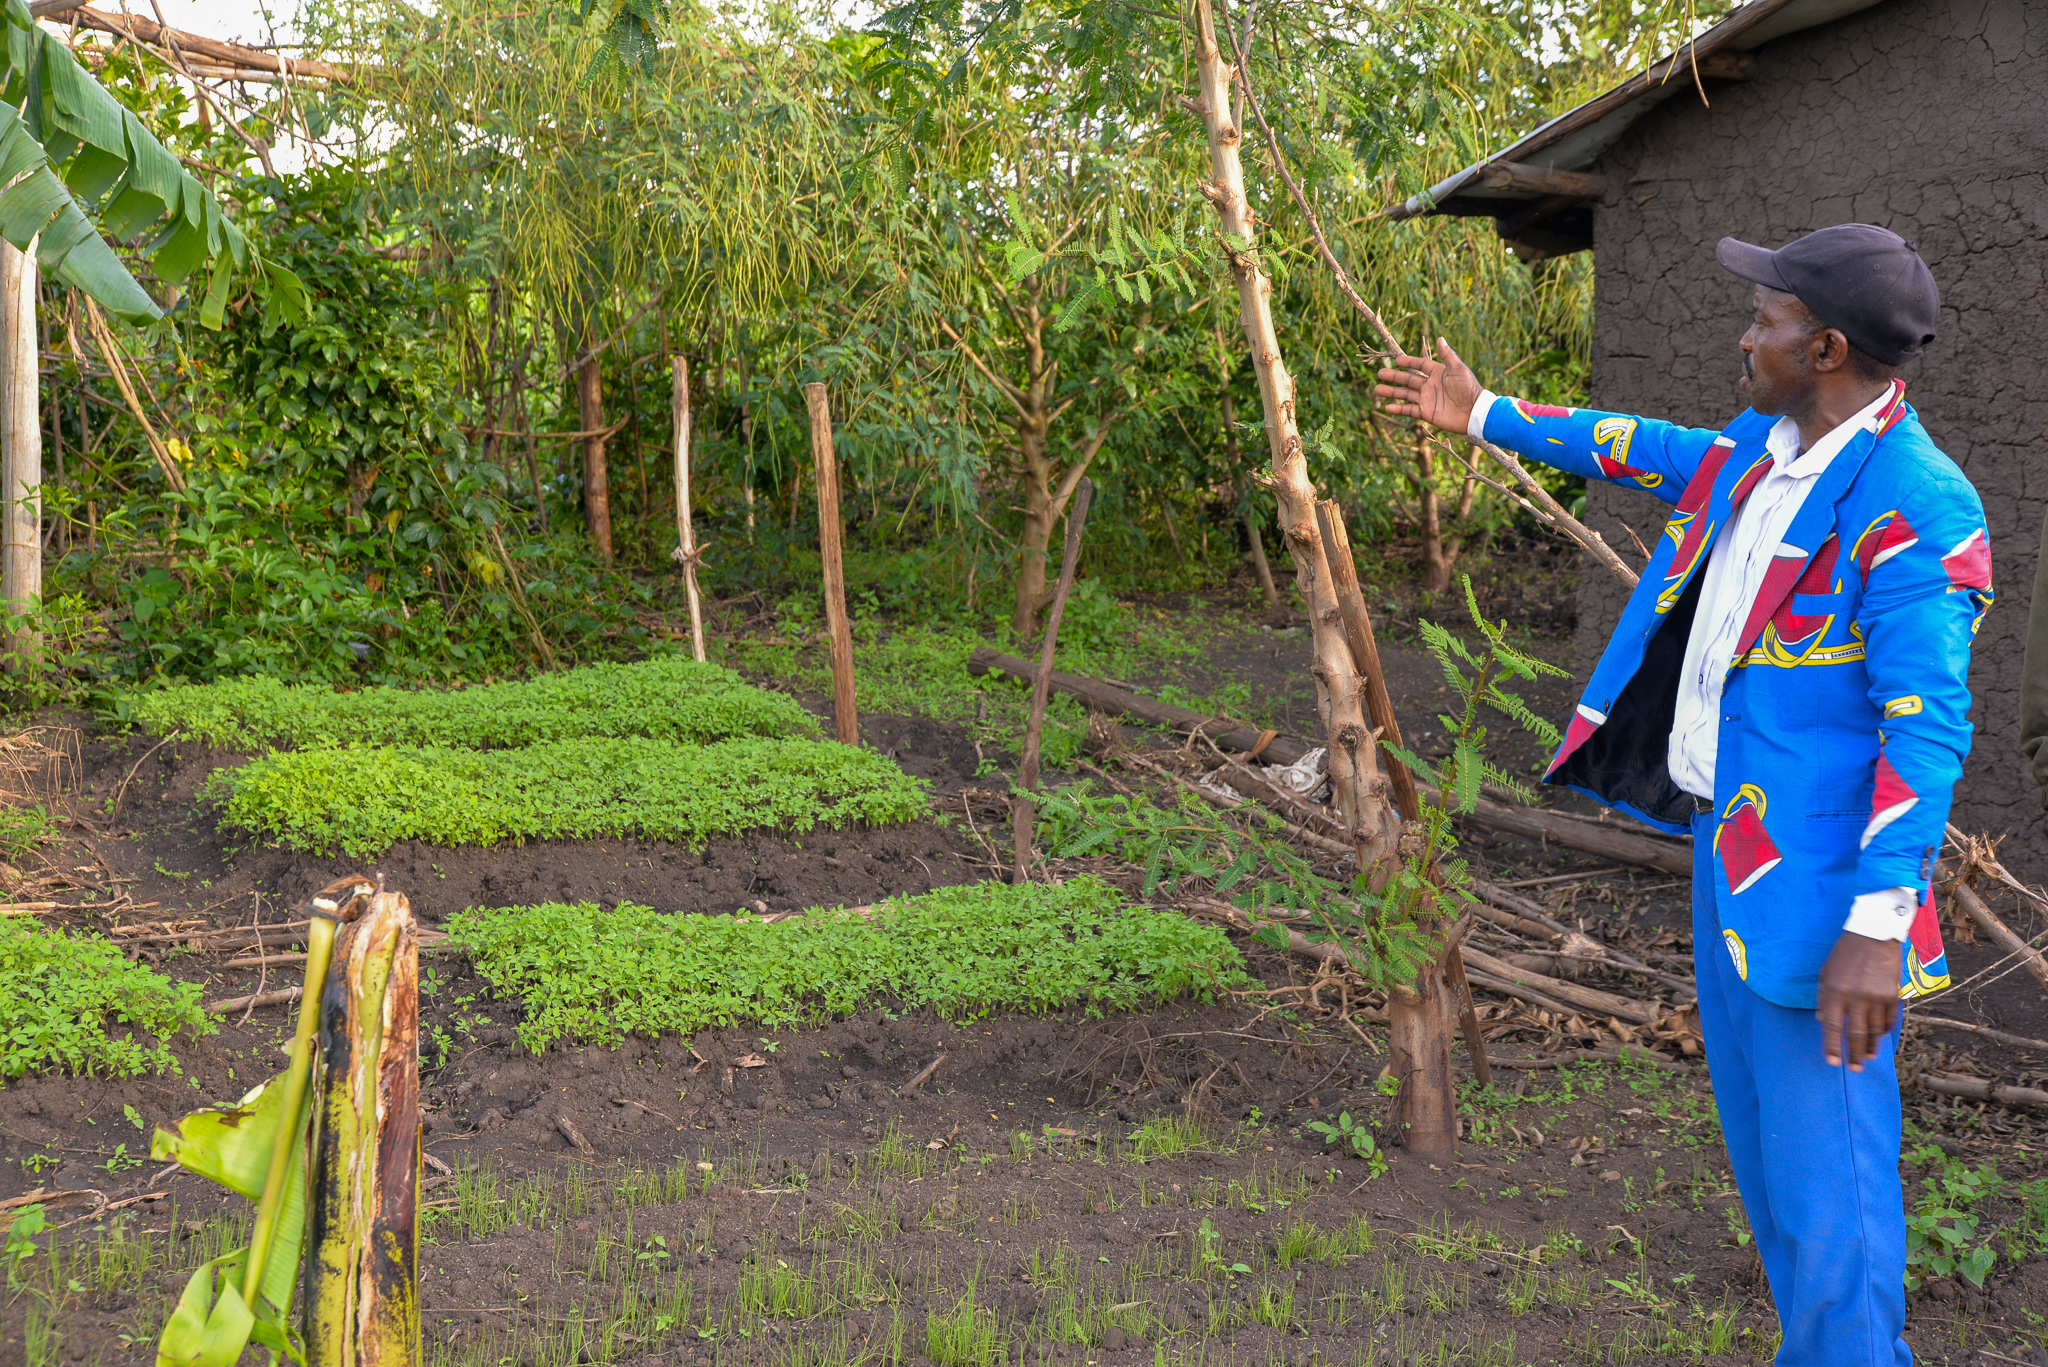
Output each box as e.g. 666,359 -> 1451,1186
1690,811 -> 1912,1367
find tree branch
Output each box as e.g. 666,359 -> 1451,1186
1223,22 -> 1639,589
933,316 -> 1030,416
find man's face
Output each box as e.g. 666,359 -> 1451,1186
1738,287 -> 1820,415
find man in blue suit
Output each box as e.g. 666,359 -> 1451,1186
1376,225 -> 1992,1366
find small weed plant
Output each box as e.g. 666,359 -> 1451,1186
0,803 -> 55,862
1126,1115 -> 1210,1161
0,918 -> 214,1078
129,656 -> 818,750
210,735 -> 927,857
1902,1143 -> 2048,1289
449,877 -> 1246,1052
1304,1112 -> 1389,1177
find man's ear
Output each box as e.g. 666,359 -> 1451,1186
1812,327 -> 1853,374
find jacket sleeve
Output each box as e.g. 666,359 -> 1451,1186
2017,506 -> 2048,803
1851,467 -> 1993,897
1476,394 -> 1726,509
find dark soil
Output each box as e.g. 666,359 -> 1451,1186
5,599 -> 2048,1366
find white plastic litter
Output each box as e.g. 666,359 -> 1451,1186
1194,746 -> 1330,806
1265,746 -> 1329,800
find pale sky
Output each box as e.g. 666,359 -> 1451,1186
139,0 -> 298,48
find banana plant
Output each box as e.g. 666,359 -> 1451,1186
151,876 -> 421,1366
0,0 -> 306,328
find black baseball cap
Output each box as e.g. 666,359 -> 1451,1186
1716,224 -> 1939,366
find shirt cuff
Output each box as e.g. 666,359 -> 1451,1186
1466,389 -> 1498,443
1842,887 -> 1918,942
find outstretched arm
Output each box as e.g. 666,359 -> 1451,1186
1374,340 -> 1725,507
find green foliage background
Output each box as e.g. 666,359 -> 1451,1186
8,0 -> 1730,703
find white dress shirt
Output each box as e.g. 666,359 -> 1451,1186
1466,387 -> 1916,942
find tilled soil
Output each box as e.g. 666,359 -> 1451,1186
5,615 -> 2048,1365
13,989 -> 2047,1366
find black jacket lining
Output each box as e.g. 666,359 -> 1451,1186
1547,572 -> 1703,827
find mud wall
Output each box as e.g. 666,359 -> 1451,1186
1570,0 -> 2048,878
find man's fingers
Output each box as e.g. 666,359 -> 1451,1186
1436,337 -> 1467,370
1846,1000 -> 1874,1072
1818,992 -> 1844,1066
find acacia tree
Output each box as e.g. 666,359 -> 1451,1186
316,0 -> 892,562
871,19 -> 1206,637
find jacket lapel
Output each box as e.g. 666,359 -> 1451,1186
1728,381 -> 1908,662
1652,426 -> 1775,615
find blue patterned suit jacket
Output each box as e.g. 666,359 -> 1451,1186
1479,382 -> 1991,1008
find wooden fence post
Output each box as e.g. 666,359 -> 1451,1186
1,240 -> 40,669
804,383 -> 858,745
671,357 -> 706,663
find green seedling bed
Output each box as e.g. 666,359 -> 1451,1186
209,735 -> 928,858
130,657 -> 820,750
448,877 -> 1247,1052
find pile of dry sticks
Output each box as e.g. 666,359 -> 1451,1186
972,656 -> 2048,1108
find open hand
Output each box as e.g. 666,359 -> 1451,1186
1816,931 -> 1902,1070
1374,339 -> 1486,435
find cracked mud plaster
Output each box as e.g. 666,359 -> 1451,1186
1560,0 -> 2048,880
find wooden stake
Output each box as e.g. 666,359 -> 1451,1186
1013,478 -> 1093,882
1,241 -> 39,669
804,383 -> 858,745
671,357 -> 706,663
1441,933 -> 1493,1088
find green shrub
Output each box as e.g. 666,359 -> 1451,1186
0,919 -> 215,1078
447,877 -> 1247,1052
129,657 -> 820,751
209,736 -> 927,858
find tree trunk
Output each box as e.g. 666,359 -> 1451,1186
2,241 -> 40,668
805,384 -> 859,746
1192,0 -> 1451,1159
672,357 -> 706,663
1415,438 -> 1455,594
1189,0 -> 1400,876
1012,405 -> 1055,638
1223,392 -> 1278,609
577,345 -> 612,562
1387,966 -> 1459,1152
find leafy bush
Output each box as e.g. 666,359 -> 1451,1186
0,804 -> 56,862
209,736 -> 928,858
131,657 -> 819,750
0,919 -> 215,1078
447,877 -> 1246,1052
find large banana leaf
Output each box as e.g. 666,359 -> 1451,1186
153,1075 -> 311,1363
0,0 -> 306,328
153,1075 -> 311,1316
